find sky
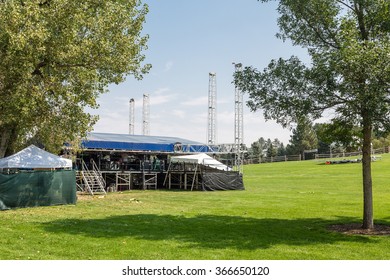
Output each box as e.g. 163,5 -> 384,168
89,0 -> 309,146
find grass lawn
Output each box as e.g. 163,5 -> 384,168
1,154 -> 390,260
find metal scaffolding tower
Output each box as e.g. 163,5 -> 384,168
143,93 -> 150,136
129,98 -> 135,134
233,63 -> 243,173
207,72 -> 217,145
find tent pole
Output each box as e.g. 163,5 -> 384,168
163,162 -> 172,187
191,164 -> 198,191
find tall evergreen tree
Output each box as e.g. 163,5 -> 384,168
278,142 -> 286,156
286,117 -> 318,156
250,137 -> 267,161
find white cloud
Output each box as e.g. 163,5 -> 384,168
171,109 -> 186,118
189,112 -> 207,124
164,61 -> 174,72
154,87 -> 170,95
218,110 -> 235,124
243,112 -> 291,145
150,94 -> 175,106
130,88 -> 176,108
180,96 -> 208,106
92,111 -> 130,134
217,96 -> 232,105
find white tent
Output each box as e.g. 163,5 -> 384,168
165,153 -> 242,191
0,145 -> 72,169
170,153 -> 231,171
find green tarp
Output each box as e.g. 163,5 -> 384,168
0,170 -> 76,210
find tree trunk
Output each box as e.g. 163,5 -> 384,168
0,125 -> 17,158
0,130 -> 11,158
362,116 -> 374,230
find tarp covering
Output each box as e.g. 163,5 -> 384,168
202,172 -> 244,191
0,170 -> 76,210
82,132 -> 211,152
170,153 -> 231,171
0,145 -> 72,169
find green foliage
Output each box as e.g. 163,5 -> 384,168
237,0 -> 390,228
249,137 -> 286,160
249,137 -> 267,160
0,0 -> 150,156
286,117 -> 318,155
237,0 -> 390,129
314,120 -> 361,152
372,135 -> 390,150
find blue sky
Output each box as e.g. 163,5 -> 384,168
90,0 -> 309,146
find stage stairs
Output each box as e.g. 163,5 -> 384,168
77,159 -> 106,196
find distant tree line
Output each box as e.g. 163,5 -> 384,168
248,117 -> 390,161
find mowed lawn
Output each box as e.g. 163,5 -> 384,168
1,155 -> 390,260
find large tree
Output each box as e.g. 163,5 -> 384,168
314,121 -> 362,152
234,0 -> 390,229
0,0 -> 150,157
250,137 -> 267,161
286,116 -> 318,157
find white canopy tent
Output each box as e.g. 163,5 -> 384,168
0,145 -> 72,169
169,153 -> 231,171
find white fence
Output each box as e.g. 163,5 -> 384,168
244,155 -> 301,164
244,147 -> 389,165
315,147 -> 387,160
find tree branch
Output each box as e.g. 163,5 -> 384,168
31,61 -> 47,77
54,62 -> 91,69
298,9 -> 340,49
354,1 -> 369,40
335,0 -> 356,12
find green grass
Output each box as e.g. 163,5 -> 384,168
1,155 -> 390,260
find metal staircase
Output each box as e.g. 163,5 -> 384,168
77,159 -> 106,195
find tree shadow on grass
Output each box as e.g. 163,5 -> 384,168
42,215 -> 374,250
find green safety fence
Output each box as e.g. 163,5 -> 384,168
0,170 -> 76,210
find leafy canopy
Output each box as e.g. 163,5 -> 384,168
0,0 -> 150,155
234,0 -> 390,229
235,0 -> 390,130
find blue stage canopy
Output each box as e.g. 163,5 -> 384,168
81,132 -> 211,153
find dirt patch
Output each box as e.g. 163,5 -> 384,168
76,193 -> 94,201
328,223 -> 390,236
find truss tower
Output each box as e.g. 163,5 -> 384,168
233,63 -> 243,173
207,72 -> 217,145
143,93 -> 150,136
129,98 -> 135,134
